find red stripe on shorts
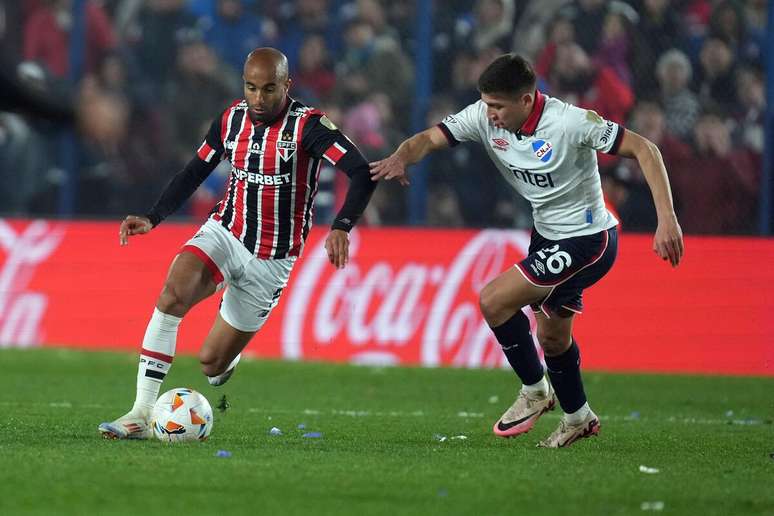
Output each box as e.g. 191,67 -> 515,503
180,244 -> 224,284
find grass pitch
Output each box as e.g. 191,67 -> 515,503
1,348 -> 772,516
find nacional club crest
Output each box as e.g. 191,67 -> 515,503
532,139 -> 553,162
277,130 -> 296,161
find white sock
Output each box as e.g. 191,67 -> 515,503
565,402 -> 591,424
521,376 -> 549,396
131,308 -> 181,416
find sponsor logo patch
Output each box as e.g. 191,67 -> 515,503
492,138 -> 509,151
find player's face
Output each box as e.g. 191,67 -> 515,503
243,63 -> 291,123
481,92 -> 532,132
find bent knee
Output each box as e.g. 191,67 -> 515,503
479,283 -> 520,325
199,349 -> 228,377
538,331 -> 571,356
157,283 -> 193,316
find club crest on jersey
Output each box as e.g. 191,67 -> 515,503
277,140 -> 297,161
492,138 -> 509,151
532,140 -> 553,162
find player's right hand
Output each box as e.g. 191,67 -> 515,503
119,215 -> 152,246
653,214 -> 684,267
369,154 -> 410,186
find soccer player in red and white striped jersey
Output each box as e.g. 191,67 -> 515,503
99,48 -> 377,439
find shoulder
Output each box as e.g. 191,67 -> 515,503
287,99 -> 324,120
444,100 -> 486,125
229,99 -> 247,110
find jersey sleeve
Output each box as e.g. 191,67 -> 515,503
436,101 -> 485,146
301,113 -> 377,232
301,113 -> 369,174
564,105 -> 625,154
195,112 -> 226,164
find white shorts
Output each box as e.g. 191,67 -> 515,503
181,219 -> 296,332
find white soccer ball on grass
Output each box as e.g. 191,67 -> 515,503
151,388 -> 213,442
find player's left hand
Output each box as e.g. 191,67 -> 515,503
653,214 -> 684,267
325,229 -> 349,269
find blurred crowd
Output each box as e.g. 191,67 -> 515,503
0,0 -> 767,234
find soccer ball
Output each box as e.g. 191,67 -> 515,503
151,388 -> 213,442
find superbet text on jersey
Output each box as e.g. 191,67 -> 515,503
438,91 -> 621,240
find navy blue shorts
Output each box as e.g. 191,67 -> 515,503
515,227 -> 618,318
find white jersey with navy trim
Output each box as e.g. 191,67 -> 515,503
438,92 -> 621,240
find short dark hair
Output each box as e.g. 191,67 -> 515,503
477,54 -> 536,96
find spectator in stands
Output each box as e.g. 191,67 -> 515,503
423,95 -> 527,228
276,0 -> 342,72
336,17 -> 413,121
631,0 -> 683,98
293,34 -> 336,103
200,0 -> 270,73
546,42 -> 634,170
707,0 -> 759,63
343,93 -> 407,225
23,0 -> 116,78
132,0 -> 198,88
609,101 -> 691,231
73,82 -> 130,214
356,0 -> 401,45
510,0 -> 569,62
741,0 -> 766,63
656,49 -> 700,139
695,37 -> 737,113
558,0 -> 636,56
164,35 -> 240,168
467,0 -> 515,53
594,10 -> 634,87
733,66 -> 764,157
671,109 -> 759,234
534,15 -> 576,80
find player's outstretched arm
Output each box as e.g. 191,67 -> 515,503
119,215 -> 152,246
369,126 -> 449,186
616,129 -> 684,267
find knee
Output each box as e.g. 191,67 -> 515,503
157,282 -> 193,317
199,348 -> 228,377
479,283 -> 508,325
537,328 -> 571,357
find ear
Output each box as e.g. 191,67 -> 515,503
521,91 -> 534,106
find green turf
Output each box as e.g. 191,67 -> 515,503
1,348 -> 772,516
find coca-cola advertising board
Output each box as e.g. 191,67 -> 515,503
1,219 -> 772,376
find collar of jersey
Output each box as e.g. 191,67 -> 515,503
517,89 -> 545,136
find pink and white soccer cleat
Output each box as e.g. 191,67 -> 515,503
537,410 -> 600,448
493,385 -> 556,438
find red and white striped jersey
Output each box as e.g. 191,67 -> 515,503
195,98 -> 362,259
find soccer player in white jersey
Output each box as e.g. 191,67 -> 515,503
370,54 -> 684,448
98,48 -> 377,439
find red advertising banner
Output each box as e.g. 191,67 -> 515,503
1,219 -> 772,375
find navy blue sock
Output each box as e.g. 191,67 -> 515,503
545,339 -> 586,414
490,311 -> 544,386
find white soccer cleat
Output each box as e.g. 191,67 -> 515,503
537,409 -> 600,448
207,353 -> 241,386
98,410 -> 151,440
493,385 -> 556,438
